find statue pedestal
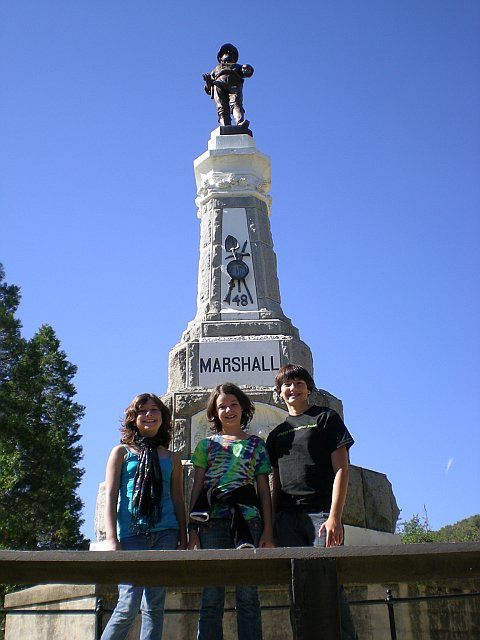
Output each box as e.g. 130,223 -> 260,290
166,128 -> 321,459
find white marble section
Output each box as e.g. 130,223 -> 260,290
198,339 -> 281,388
194,129 -> 271,211
190,409 -> 210,452
207,129 -> 256,151
221,207 -> 259,319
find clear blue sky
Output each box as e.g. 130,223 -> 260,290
1,1 -> 479,541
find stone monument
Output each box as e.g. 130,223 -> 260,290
94,44 -> 399,545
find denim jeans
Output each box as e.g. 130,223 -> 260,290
100,529 -> 179,640
198,517 -> 263,640
276,510 -> 357,640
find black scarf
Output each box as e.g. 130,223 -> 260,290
130,431 -> 164,534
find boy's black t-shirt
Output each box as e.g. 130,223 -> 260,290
265,405 -> 354,512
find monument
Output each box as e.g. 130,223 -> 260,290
91,43 -> 398,544
160,43 -> 399,543
91,44 -> 399,544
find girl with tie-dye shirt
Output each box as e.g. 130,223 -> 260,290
187,382 -> 274,640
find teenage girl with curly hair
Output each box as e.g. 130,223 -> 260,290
101,392 -> 186,640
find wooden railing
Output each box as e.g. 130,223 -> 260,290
1,543 -> 479,640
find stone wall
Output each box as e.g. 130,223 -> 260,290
349,579 -> 480,639
4,585 -> 99,640
5,580 -> 479,639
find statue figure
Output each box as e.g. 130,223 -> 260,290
203,43 -> 254,129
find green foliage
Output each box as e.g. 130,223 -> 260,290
398,511 -> 480,544
397,511 -> 438,543
436,515 -> 480,543
0,264 -> 87,553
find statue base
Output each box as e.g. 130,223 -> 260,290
220,124 -> 253,137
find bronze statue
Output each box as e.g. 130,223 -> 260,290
203,44 -> 254,129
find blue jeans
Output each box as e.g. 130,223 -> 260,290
100,529 -> 179,640
198,517 -> 263,640
276,511 -> 357,640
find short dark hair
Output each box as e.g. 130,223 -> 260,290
206,382 -> 255,433
120,392 -> 172,446
274,364 -> 315,393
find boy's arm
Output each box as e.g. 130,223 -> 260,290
270,466 -> 282,517
103,446 -> 124,551
319,445 -> 349,547
187,466 -> 206,550
256,473 -> 275,548
170,453 -> 187,549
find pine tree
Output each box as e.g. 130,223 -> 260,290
0,265 -> 87,550
0,264 -> 25,544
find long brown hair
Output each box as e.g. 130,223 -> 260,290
206,382 -> 255,433
120,392 -> 172,446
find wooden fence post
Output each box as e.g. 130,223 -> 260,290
291,557 -> 341,640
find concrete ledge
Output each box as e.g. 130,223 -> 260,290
1,543 -> 479,588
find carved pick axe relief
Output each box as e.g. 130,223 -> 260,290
220,208 -> 258,314
223,234 -> 254,306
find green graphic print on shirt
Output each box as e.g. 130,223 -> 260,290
191,433 -> 271,520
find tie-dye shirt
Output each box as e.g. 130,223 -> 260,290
191,433 -> 272,520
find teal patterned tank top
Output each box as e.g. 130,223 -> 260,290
117,448 -> 178,539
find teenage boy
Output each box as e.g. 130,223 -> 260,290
265,364 -> 357,640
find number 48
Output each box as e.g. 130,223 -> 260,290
232,294 -> 248,307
